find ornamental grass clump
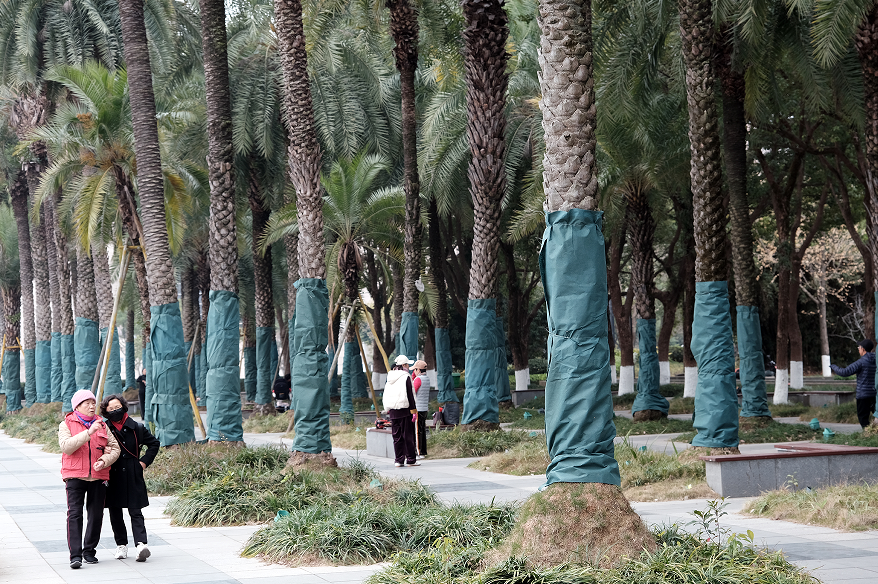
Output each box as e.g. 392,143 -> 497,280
242,501 -> 517,565
0,402 -> 63,453
429,428 -> 542,458
745,483 -> 878,531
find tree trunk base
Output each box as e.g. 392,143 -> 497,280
739,415 -> 773,430
460,420 -> 501,432
679,446 -> 741,462
284,451 -> 337,471
632,410 -> 666,422
487,482 -> 655,569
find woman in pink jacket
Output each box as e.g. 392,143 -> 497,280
58,389 -> 120,569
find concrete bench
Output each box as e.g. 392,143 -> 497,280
702,443 -> 878,498
764,391 -> 855,408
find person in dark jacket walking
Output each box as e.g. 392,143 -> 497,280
100,394 -> 160,562
830,339 -> 877,428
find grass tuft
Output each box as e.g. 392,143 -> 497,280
745,483 -> 878,531
0,402 -> 63,453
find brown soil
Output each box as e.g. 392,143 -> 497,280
461,420 -> 501,432
285,451 -> 337,471
489,482 -> 655,569
633,409 -> 667,422
678,446 -> 741,462
739,415 -> 773,429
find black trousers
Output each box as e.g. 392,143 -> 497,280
390,416 -> 416,465
65,478 -> 106,560
108,507 -> 148,546
857,396 -> 876,428
416,411 -> 427,456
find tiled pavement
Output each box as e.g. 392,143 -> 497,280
3,429 -> 878,584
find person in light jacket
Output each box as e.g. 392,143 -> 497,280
101,394 -> 161,562
830,339 -> 877,428
382,355 -> 419,467
59,389 -> 120,569
412,360 -> 430,458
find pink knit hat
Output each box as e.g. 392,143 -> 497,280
71,389 -> 97,411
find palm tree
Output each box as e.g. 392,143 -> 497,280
507,0 -> 654,561
274,0 -> 333,462
92,242 -> 123,394
44,192 -> 76,411
8,165 -> 36,408
1,177 -> 24,412
458,0 -> 510,428
386,0 -> 422,362
73,243 -> 101,396
198,0 -> 243,441
677,0 -> 739,451
43,199 -> 63,403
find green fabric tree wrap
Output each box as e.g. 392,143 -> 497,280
540,209 -> 620,487
631,318 -> 669,415
291,278 -> 332,453
461,298 -> 500,425
206,290 -> 243,442
691,281 -> 740,448
150,302 -> 197,446
737,306 -> 771,418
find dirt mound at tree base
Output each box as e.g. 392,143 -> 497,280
284,451 -> 337,471
632,409 -> 667,422
678,445 -> 741,462
488,482 -> 655,569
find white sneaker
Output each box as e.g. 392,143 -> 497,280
114,545 -> 128,559
135,543 -> 150,562
416,455 -> 426,459
394,462 -> 403,467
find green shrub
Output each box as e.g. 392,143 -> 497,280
528,358 -> 549,374
659,384 -> 684,398
669,344 -> 685,362
0,403 -> 63,453
430,428 -> 542,458
667,397 -> 695,415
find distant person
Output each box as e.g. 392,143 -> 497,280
101,394 -> 160,563
830,339 -> 876,429
411,360 -> 430,458
136,368 -> 146,416
382,355 -> 418,467
59,390 -> 120,569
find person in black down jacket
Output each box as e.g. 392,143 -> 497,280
100,394 -> 161,562
830,339 -> 876,428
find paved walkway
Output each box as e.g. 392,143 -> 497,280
3,429 -> 877,584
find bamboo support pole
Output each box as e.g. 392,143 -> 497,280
187,319 -> 207,438
95,243 -> 131,403
354,327 -> 381,415
357,293 -> 390,373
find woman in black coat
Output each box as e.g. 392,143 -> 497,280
100,394 -> 160,562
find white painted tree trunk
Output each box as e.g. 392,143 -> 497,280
659,361 -> 671,385
618,365 -> 635,395
515,368 -> 530,392
426,369 -> 437,388
821,355 -> 831,377
790,361 -> 803,389
610,363 -> 617,384
773,369 -> 789,404
372,372 -> 387,391
683,367 -> 698,398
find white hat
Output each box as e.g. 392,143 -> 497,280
394,354 -> 414,366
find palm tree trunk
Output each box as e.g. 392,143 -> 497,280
44,193 -> 76,411
459,0 -> 509,428
118,0 -> 194,445
678,0 -> 738,450
249,166 -> 276,413
716,30 -> 770,418
856,6 -> 878,308
10,172 -> 36,408
199,0 -> 242,441
387,0 -> 422,322
44,201 -> 63,403
3,284 -> 22,412
525,0 -> 653,560
74,245 -> 100,401
275,0 -> 333,460
26,168 -> 52,404
627,183 -> 668,420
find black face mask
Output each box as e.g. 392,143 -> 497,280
106,409 -> 125,422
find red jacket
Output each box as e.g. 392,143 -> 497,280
58,413 -> 119,481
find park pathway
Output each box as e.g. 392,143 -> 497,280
1,428 -> 877,584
